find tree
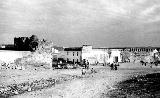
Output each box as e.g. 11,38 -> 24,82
30,35 -> 39,42
29,35 -> 39,51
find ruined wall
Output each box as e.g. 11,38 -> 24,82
14,41 -> 54,68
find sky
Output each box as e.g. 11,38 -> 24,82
0,0 -> 160,47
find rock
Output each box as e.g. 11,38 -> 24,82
21,66 -> 25,70
14,90 -> 19,95
28,87 -> 31,92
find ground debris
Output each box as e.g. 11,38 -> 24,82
106,73 -> 160,98
0,73 -> 88,98
0,77 -> 56,97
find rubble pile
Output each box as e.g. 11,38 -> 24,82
141,51 -> 160,63
0,67 -> 98,97
0,60 -> 6,68
0,64 -> 98,97
14,40 -> 54,69
144,55 -> 154,63
0,74 -> 83,98
0,78 -> 55,98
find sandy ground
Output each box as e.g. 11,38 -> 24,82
11,68 -> 123,98
9,63 -> 160,98
0,67 -> 82,87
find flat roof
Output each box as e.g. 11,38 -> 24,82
64,47 -> 82,51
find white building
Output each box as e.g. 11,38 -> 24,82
82,45 -> 122,64
107,48 -> 122,63
58,45 -> 122,65
82,45 -> 108,64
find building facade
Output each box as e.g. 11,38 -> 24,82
62,45 -> 122,65
57,45 -> 160,65
107,48 -> 123,63
63,47 -> 82,64
82,45 -> 109,64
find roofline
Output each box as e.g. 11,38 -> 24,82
64,47 -> 82,51
93,47 -> 160,49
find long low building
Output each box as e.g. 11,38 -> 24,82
61,45 -> 122,65
54,45 -> 160,65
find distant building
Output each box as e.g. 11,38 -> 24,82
107,48 -> 123,63
0,44 -> 15,50
61,45 -> 123,65
121,47 -> 160,53
82,45 -> 122,64
118,47 -> 160,62
63,47 -> 82,64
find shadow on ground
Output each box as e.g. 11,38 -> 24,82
103,73 -> 160,98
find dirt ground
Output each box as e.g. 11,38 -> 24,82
1,63 -> 160,98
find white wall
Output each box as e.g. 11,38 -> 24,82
82,45 -> 109,64
107,49 -> 122,63
82,45 -> 93,63
92,49 -> 109,64
0,50 -> 31,64
82,46 -> 122,64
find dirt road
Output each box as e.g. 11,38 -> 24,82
11,63 -> 160,98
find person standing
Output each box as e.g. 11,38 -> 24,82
110,63 -> 114,70
86,60 -> 90,69
82,68 -> 86,75
83,59 -> 86,68
114,63 -> 117,70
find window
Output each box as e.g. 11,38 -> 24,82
77,52 -> 78,56
73,52 -> 74,56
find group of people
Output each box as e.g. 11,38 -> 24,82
82,59 -> 90,69
81,59 -> 90,75
140,60 -> 155,68
110,62 -> 119,70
